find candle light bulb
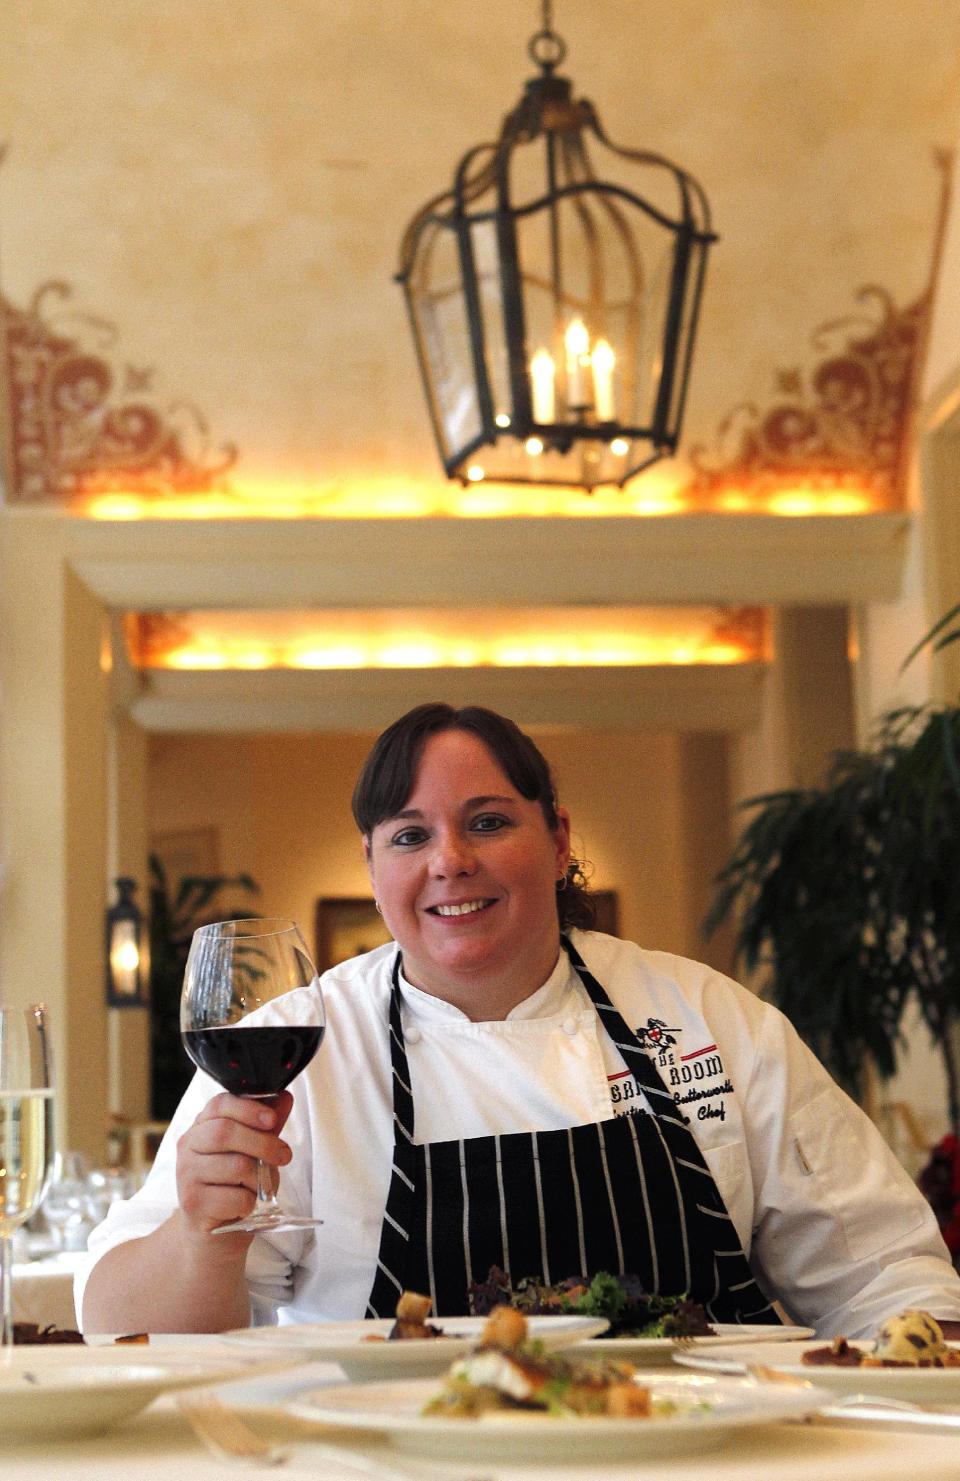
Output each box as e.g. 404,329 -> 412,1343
592,338 -> 616,421
529,348 -> 556,423
565,320 -> 590,409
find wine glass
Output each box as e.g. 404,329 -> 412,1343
0,1006 -> 55,1349
180,918 -> 324,1235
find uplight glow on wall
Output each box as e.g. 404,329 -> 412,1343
124,606 -> 768,672
81,479 -> 880,522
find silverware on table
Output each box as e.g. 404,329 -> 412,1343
178,1392 -> 489,1478
815,1393 -> 960,1435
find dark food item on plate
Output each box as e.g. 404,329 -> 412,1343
361,1289 -> 446,1342
802,1310 -> 960,1369
12,1323 -> 149,1346
469,1266 -> 714,1339
424,1305 -> 653,1418
12,1322 -> 85,1345
801,1336 -> 867,1368
389,1290 -> 444,1340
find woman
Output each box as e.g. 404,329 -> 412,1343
79,703 -> 960,1336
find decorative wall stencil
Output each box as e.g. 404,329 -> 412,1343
0,282 -> 236,503
687,153 -> 953,512
686,286 -> 927,508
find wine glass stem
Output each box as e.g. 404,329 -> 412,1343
255,1159 -> 281,1215
0,1233 -> 13,1351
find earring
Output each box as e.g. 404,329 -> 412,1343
374,899 -> 383,915
556,873 -> 568,892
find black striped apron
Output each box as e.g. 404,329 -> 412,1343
366,935 -> 777,1325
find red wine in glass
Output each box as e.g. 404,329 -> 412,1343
181,918 -> 325,1235
182,1026 -> 324,1098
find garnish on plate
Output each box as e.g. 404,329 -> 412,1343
469,1266 -> 713,1339
423,1306 -> 656,1418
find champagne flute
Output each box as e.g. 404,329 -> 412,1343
0,1006 -> 55,1349
180,918 -> 324,1235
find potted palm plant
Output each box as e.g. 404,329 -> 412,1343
706,605 -> 960,1136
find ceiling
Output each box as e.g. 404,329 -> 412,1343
1,0 -> 959,508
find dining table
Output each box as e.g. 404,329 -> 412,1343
5,1332 -> 960,1481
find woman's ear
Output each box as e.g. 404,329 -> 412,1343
554,807 -> 572,876
362,834 -> 378,895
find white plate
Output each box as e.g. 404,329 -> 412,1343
673,1339 -> 960,1404
0,1354 -> 261,1441
576,1322 -> 814,1364
224,1314 -> 609,1379
286,1372 -> 830,1458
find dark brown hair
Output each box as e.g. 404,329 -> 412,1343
352,703 -> 594,929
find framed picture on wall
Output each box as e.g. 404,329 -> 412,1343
315,897 -> 393,972
590,889 -> 620,936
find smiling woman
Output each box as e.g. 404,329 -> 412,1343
77,703 -> 960,1342
356,717 -> 572,1019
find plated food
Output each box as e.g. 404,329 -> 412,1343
363,1290 -> 444,1342
12,1322 -> 85,1345
802,1310 -> 960,1369
287,1367 -> 829,1459
470,1265 -> 713,1339
12,1323 -> 148,1346
224,1310 -> 608,1380
425,1305 -> 651,1418
673,1309 -> 960,1403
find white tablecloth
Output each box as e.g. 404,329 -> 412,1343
2,1339 -> 960,1481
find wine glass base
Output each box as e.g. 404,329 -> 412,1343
210,1214 -> 323,1236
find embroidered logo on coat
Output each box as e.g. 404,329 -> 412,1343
634,1017 -> 680,1050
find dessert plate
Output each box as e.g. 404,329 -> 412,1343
674,1339 -> 960,1404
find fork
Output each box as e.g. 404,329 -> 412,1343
177,1393 -> 417,1479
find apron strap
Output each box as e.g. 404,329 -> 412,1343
560,934 -> 690,1126
365,953 -> 418,1315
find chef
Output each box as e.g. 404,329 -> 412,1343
79,703 -> 960,1338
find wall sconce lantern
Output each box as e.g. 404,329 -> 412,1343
106,877 -> 147,1008
397,1 -> 717,493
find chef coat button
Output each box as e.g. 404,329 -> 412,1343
405,1025 -> 422,1045
562,1017 -> 578,1037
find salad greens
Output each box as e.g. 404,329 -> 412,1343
469,1267 -> 713,1338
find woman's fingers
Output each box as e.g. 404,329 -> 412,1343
185,1114 -> 292,1166
176,1091 -> 294,1231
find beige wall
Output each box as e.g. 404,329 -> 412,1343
1,2 -> 957,502
147,726 -> 734,975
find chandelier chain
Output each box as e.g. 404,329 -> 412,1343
528,0 -> 566,73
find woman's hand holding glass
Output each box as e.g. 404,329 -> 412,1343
175,1087 -> 295,1236
179,918 -> 324,1236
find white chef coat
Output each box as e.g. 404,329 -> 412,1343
76,930 -> 960,1338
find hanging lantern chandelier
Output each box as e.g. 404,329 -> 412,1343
397,2 -> 717,493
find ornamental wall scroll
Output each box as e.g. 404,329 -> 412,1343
686,151 -> 952,510
686,285 -> 930,507
0,281 -> 236,503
